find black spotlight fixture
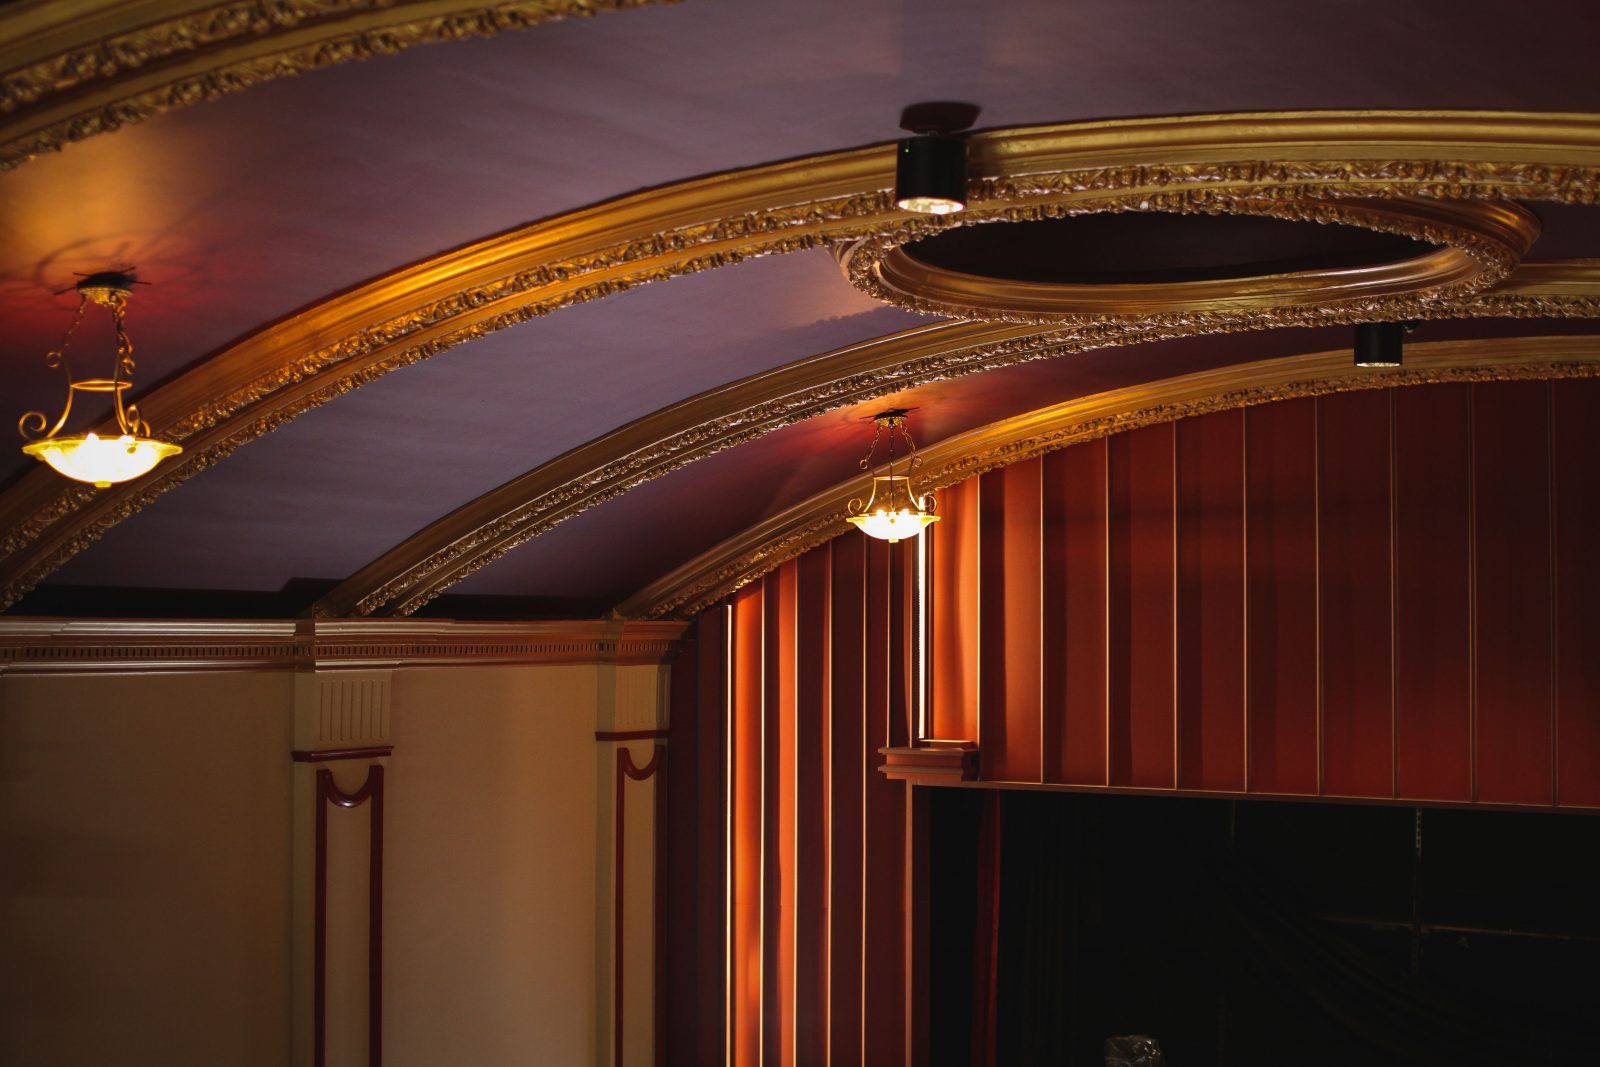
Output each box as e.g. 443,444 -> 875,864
895,133 -> 968,215
893,102 -> 978,216
1354,321 -> 1407,368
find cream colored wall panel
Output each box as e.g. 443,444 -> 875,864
384,664 -> 601,1067
0,670 -> 294,1067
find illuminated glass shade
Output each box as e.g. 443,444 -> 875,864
847,474 -> 939,543
22,432 -> 181,488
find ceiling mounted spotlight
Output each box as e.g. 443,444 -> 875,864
1353,321 -> 1412,368
894,133 -> 968,215
18,272 -> 182,487
893,102 -> 978,216
846,408 -> 940,543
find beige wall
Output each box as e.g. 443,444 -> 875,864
0,657 -> 644,1066
0,670 -> 295,1067
384,665 -> 601,1067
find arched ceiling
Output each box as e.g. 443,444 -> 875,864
4,0 -> 1600,619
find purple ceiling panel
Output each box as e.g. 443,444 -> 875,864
45,250 -> 919,590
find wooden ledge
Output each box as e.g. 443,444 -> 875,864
879,742 -> 979,784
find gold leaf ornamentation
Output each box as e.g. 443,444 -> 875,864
6,114 -> 1600,610
0,0 -> 674,169
631,341 -> 1600,620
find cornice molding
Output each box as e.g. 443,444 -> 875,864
0,0 -> 672,170
617,335 -> 1600,620
5,112 -> 1600,611
0,616 -> 687,674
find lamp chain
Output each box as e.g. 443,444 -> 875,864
17,293 -> 89,441
47,292 -> 89,376
857,417 -> 887,471
108,294 -> 150,436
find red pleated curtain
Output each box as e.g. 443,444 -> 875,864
666,378 -> 1600,1067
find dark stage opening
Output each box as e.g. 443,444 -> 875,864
928,790 -> 1599,1067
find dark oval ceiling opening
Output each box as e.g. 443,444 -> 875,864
902,211 -> 1442,286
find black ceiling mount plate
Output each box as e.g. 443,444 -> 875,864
898,101 -> 981,135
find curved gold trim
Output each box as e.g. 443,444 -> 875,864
313,320 -> 1040,617
5,112 -> 1600,610
0,0 -> 673,170
844,197 -> 1539,322
623,334 -> 1600,619
323,263 -> 1600,620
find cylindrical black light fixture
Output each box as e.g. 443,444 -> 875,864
1354,322 -> 1405,367
894,134 -> 967,215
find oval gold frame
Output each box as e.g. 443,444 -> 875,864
839,196 -> 1540,324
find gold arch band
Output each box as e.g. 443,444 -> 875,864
4,112 -> 1600,610
0,0 -> 673,170
619,335 -> 1600,621
313,271 -> 1600,620
840,197 -> 1538,323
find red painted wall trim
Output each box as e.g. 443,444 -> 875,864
597,729 -> 671,742
615,744 -> 665,1066
293,746 -> 393,762
313,763 -> 384,1067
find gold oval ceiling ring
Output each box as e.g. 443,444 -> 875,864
620,334 -> 1600,621
0,0 -> 674,170
317,261 -> 1600,621
839,197 -> 1539,323
4,111 -> 1600,610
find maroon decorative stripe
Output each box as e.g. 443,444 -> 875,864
313,764 -> 384,1067
596,729 -> 670,741
654,755 -> 668,1067
615,745 -> 665,1066
314,774 -> 328,1067
293,746 -> 393,762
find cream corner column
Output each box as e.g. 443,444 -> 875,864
593,634 -> 674,1067
290,627 -> 394,1067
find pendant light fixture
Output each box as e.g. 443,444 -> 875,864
18,272 -> 181,487
1354,321 -> 1408,367
847,409 -> 940,543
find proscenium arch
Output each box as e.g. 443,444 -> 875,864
615,334 -> 1600,620
0,0 -> 673,170
316,264 -> 1600,619
6,111 -> 1600,609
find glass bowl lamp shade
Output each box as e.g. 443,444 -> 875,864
17,273 -> 182,488
847,474 -> 939,543
894,134 -> 967,215
22,430 -> 180,488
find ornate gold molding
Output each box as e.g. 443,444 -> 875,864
312,320 -> 1044,618
315,261 -> 1600,619
618,335 -> 1600,620
0,0 -> 673,170
0,616 -> 685,673
839,197 -> 1539,323
5,112 -> 1600,611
